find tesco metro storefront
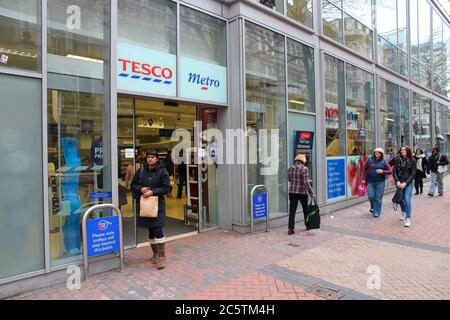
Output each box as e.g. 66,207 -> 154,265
1,0 -> 450,298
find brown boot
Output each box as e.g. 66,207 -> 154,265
156,243 -> 166,269
150,244 -> 158,264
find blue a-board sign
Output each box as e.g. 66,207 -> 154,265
252,193 -> 268,219
327,157 -> 347,200
86,216 -> 120,257
90,192 -> 112,199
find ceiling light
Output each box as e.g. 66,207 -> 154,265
66,54 -> 104,64
289,100 -> 305,105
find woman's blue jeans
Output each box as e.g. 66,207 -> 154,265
367,180 -> 386,217
400,183 -> 414,219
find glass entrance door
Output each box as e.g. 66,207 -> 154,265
118,96 -> 203,247
117,97 -> 222,244
117,96 -> 136,248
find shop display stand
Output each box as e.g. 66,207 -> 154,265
185,158 -> 199,227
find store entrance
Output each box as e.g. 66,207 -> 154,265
117,96 -> 219,248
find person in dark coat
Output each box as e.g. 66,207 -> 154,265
393,146 -> 416,227
177,149 -> 187,199
131,149 -> 170,269
413,148 -> 429,195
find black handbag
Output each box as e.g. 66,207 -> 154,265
306,199 -> 320,230
392,187 -> 404,211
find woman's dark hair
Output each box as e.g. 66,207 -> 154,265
415,148 -> 424,155
398,146 -> 416,165
373,151 -> 384,161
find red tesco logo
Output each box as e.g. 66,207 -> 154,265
118,58 -> 173,79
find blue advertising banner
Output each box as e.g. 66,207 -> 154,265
90,192 -> 112,199
86,216 -> 120,257
252,193 -> 268,219
327,157 -> 347,201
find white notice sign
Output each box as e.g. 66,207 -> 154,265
125,149 -> 135,159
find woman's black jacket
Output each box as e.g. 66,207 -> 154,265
393,158 -> 417,187
131,163 -> 170,229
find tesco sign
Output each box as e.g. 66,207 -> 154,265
118,58 -> 173,80
117,41 -> 227,103
117,41 -> 176,96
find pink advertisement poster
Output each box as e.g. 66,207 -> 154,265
347,155 -> 368,197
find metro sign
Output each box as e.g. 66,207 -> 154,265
118,58 -> 173,85
180,56 -> 227,103
187,73 -> 220,91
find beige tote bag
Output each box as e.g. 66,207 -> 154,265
140,196 -> 158,218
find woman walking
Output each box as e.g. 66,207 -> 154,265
362,148 -> 392,218
131,149 -> 170,269
393,146 -> 416,227
413,148 -> 428,195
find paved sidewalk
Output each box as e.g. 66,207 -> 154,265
9,179 -> 450,300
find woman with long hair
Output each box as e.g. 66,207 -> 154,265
393,146 -> 416,227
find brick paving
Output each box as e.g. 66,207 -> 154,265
7,178 -> 450,300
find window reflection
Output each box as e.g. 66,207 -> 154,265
324,54 -> 375,198
345,64 -> 375,157
435,102 -> 450,156
345,64 -> 375,197
0,0 -> 40,71
118,0 -> 176,54
47,0 -> 111,265
322,1 -> 343,44
413,93 -> 432,156
245,22 -> 287,218
322,0 -> 373,60
432,9 -> 449,97
379,79 -> 409,160
180,6 -> 226,66
344,15 -> 373,60
325,54 -> 346,158
287,39 -> 315,112
400,87 -> 410,147
410,0 -> 432,89
376,0 -> 408,76
287,0 -> 313,28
